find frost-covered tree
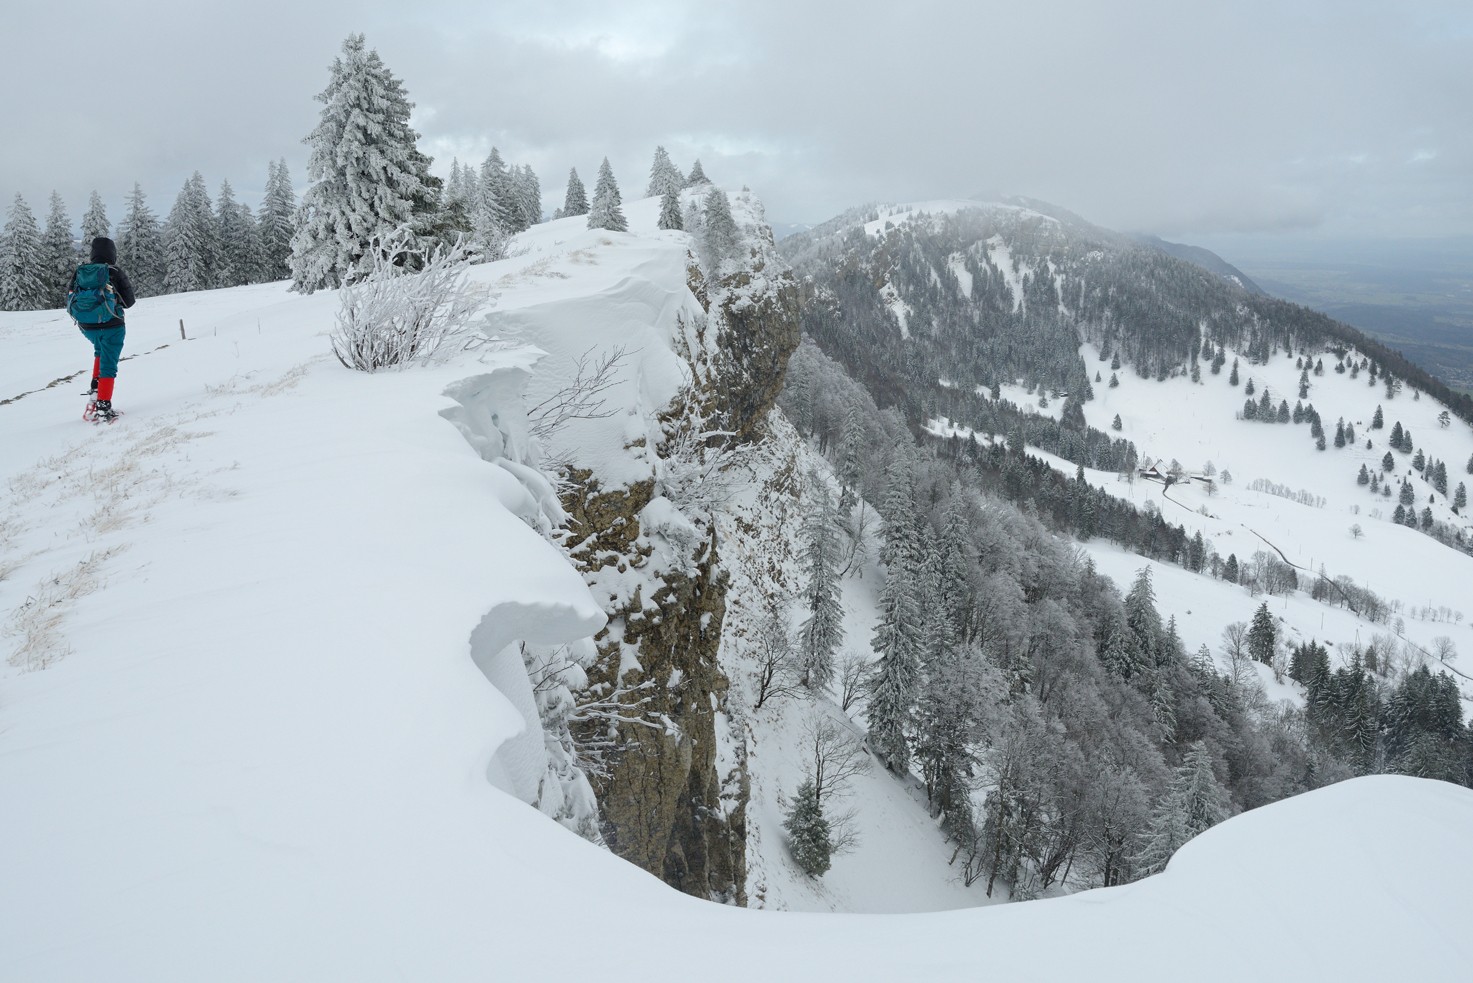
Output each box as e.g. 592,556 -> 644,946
291,34 -> 437,292
656,186 -> 683,231
796,477 -> 845,692
586,157 -> 628,232
686,158 -> 710,186
511,164 -> 542,231
0,194 -> 49,311
80,190 -> 110,251
258,159 -> 297,281
645,145 -> 684,200
213,179 -> 254,288
700,186 -> 740,270
163,172 -> 217,294
836,403 -> 864,512
471,149 -> 514,258
41,192 -> 77,307
868,561 -> 921,774
1455,482 -> 1467,511
561,167 -> 588,218
116,183 -> 166,297
1134,741 -> 1231,875
783,776 -> 833,876
1124,567 -> 1162,668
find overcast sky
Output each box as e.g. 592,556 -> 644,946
2,1 -> 1469,242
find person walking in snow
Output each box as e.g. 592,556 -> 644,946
68,236 -> 135,423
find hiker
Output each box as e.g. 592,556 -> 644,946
69,236 -> 136,423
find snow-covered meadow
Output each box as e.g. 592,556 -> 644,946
3,202 -> 1471,981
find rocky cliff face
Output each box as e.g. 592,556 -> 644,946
562,194 -> 798,901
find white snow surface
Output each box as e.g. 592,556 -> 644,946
3,208 -> 1472,981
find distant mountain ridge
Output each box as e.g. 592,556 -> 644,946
1130,233 -> 1266,295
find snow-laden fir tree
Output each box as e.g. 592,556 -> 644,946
700,186 -> 740,271
645,145 -> 684,199
796,475 -> 845,692
472,149 -> 513,259
236,203 -> 267,286
783,776 -> 833,876
560,167 -> 588,218
586,157 -> 628,232
1134,741 -> 1232,875
0,194 -> 49,311
836,403 -> 864,512
80,190 -> 110,250
258,159 -> 297,282
511,164 -> 542,231
41,192 -> 77,307
164,172 -> 217,294
686,158 -> 710,186
1124,566 -> 1162,667
868,461 -> 924,773
291,34 -> 437,292
116,183 -> 166,297
656,186 -> 683,231
214,180 -> 254,288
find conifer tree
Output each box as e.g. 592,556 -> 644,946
1357,464 -> 1369,486
1222,553 -> 1239,584
837,403 -> 864,512
700,186 -> 740,269
1382,451 -> 1395,472
258,159 -> 297,281
291,34 -> 436,292
657,186 -> 683,231
1454,483 -> 1466,511
645,145 -> 684,200
511,164 -> 542,231
561,167 -> 588,218
586,157 -> 628,232
685,158 -> 710,186
163,172 -> 217,294
41,192 -> 77,307
1389,421 -> 1404,450
1134,741 -> 1232,875
0,194 -> 49,311
473,149 -> 513,256
80,190 -> 110,250
214,179 -> 253,288
1228,358 -> 1239,386
1124,567 -> 1162,667
783,777 -> 833,876
868,559 -> 922,774
116,183 -> 166,297
1248,602 -> 1276,664
1372,405 -> 1383,429
796,478 -> 845,692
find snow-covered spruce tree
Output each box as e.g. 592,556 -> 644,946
0,194 -> 49,311
561,167 -> 588,218
213,179 -> 253,288
700,186 -> 740,271
783,776 -> 833,876
236,203 -> 268,286
836,403 -> 864,512
258,159 -> 297,282
686,158 -> 710,186
41,192 -> 77,307
1124,566 -> 1162,668
586,157 -> 628,232
1134,741 -> 1232,876
80,190 -> 110,249
868,543 -> 923,773
471,149 -> 513,260
163,172 -> 217,294
330,226 -> 484,371
116,183 -> 166,297
796,475 -> 845,692
511,164 -> 542,232
645,145 -> 684,200
656,186 -> 683,231
291,34 -> 437,292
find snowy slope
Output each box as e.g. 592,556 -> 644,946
932,338 -> 1473,704
3,205 -> 1472,980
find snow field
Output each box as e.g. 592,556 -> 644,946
1,197 -> 1470,980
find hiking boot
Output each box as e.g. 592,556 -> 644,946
94,399 -> 117,422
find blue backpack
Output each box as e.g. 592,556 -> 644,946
67,263 -> 125,326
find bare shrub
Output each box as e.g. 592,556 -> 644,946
331,228 -> 489,372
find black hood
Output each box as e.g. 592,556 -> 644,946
89,236 -> 117,265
